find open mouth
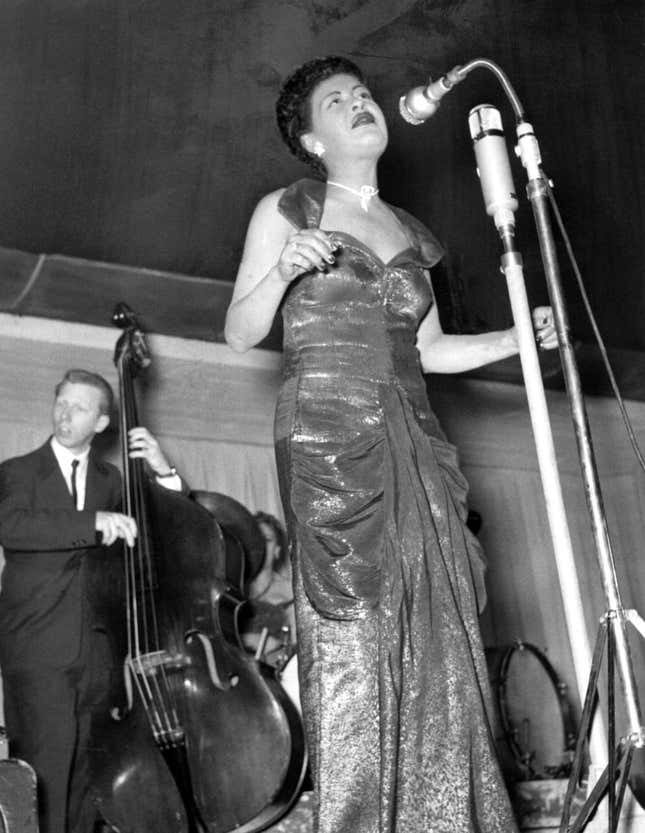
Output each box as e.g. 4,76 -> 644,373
352,111 -> 376,128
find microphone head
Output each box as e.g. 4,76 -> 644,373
398,87 -> 441,125
398,93 -> 426,125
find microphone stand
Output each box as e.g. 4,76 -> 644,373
462,58 -> 645,833
517,120 -> 645,833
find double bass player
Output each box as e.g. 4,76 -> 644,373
0,368 -> 185,833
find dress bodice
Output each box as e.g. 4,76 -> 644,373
278,179 -> 443,374
277,178 -> 445,440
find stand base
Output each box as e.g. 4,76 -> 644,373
511,779 -> 586,830
512,779 -> 645,833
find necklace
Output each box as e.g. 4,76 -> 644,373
327,180 -> 379,212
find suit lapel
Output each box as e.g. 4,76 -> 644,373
35,441 -> 118,512
84,451 -> 118,512
36,441 -> 76,508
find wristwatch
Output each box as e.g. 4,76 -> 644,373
156,466 -> 178,478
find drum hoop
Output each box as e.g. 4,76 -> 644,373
496,640 -> 577,778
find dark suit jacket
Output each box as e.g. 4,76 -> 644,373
0,440 -> 121,670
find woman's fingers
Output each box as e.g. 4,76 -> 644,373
532,305 -> 552,327
278,230 -> 338,281
532,306 -> 558,350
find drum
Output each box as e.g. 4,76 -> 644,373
0,759 -> 38,833
279,653 -> 301,715
485,641 -> 577,781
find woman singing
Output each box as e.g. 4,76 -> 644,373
225,55 -> 556,833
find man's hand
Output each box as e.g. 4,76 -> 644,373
127,427 -> 174,477
95,511 -> 137,547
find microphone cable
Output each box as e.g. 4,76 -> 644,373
540,170 -> 645,473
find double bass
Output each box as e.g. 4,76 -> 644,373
87,303 -> 307,832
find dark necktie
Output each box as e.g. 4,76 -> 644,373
71,459 -> 79,509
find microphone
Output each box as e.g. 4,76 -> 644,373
399,65 -> 465,125
468,104 -> 518,234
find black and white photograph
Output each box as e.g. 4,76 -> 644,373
0,2 -> 644,832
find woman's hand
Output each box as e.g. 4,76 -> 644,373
225,190 -> 338,352
128,427 -> 173,476
532,306 -> 558,350
276,229 -> 338,283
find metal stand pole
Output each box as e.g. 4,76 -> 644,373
496,233 -> 608,774
460,66 -> 608,766
516,122 -> 645,833
421,55 -> 645,830
456,58 -> 645,831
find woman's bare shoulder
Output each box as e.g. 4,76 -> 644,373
253,187 -> 287,216
246,187 -> 294,238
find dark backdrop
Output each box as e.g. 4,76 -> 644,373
0,0 -> 643,351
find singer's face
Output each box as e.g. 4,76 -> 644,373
303,73 -> 388,162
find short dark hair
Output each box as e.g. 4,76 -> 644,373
276,55 -> 365,175
254,511 -> 289,571
54,369 -> 114,417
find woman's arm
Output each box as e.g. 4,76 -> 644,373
416,273 -> 556,374
225,190 -> 337,353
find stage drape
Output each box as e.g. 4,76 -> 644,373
4,313 -> 645,780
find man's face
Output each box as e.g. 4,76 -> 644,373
52,382 -> 109,455
259,521 -> 281,568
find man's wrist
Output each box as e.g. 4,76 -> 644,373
156,466 -> 177,479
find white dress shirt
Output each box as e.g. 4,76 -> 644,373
50,437 -> 182,512
50,437 -> 90,510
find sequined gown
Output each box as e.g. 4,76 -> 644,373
274,179 -> 517,833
